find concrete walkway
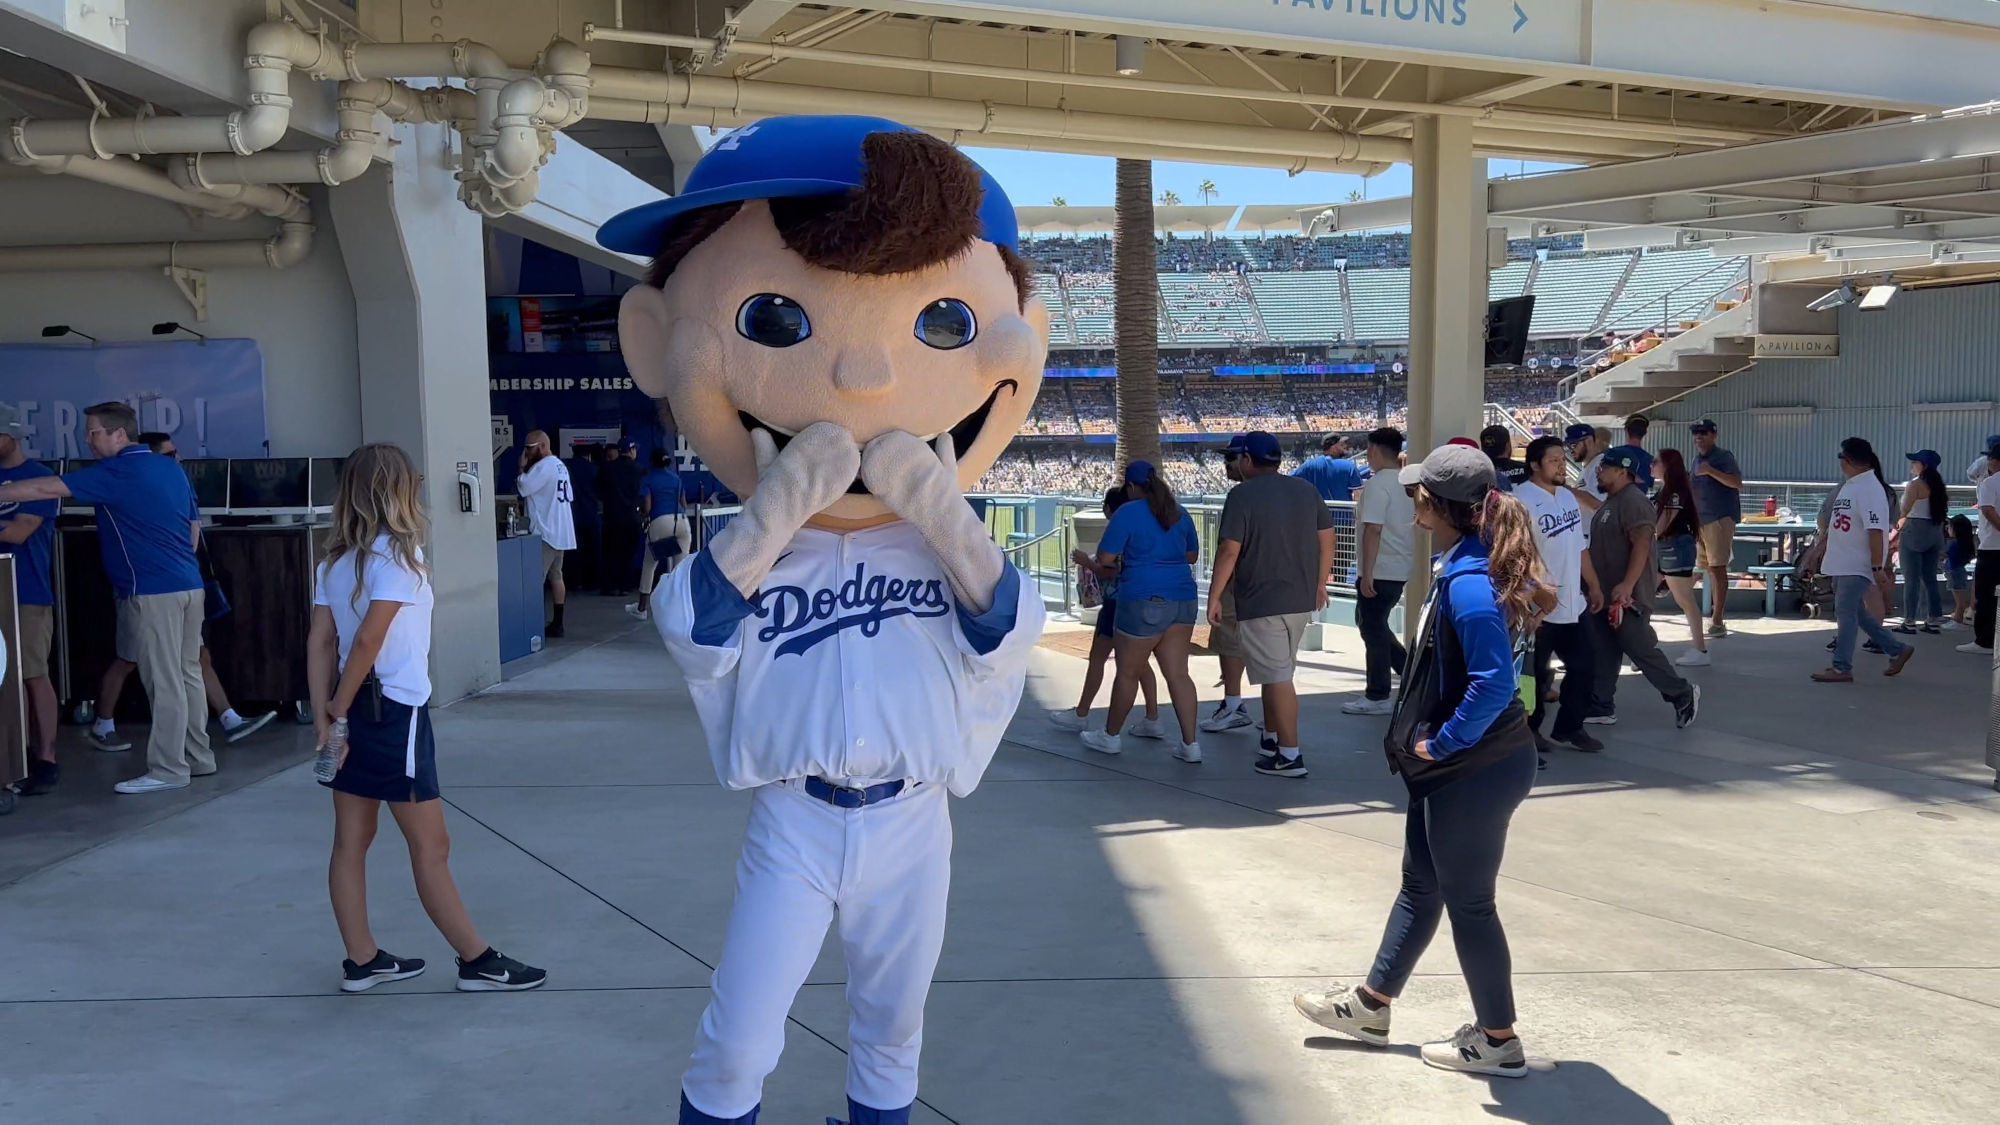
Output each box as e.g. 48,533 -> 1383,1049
2,597 -> 1995,1124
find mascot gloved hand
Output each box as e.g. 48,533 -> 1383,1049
710,422 -> 861,597
599,115 -> 1048,1125
860,432 -> 1005,614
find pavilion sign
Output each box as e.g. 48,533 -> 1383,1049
1751,335 -> 1839,359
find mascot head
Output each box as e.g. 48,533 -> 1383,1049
600,115 -> 1048,523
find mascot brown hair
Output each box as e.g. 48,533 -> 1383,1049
599,115 -> 1047,1125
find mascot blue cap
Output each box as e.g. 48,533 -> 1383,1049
596,115 -> 1018,255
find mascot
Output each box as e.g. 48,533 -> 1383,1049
598,115 -> 1049,1125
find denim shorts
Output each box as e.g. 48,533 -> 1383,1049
1949,561 -> 1972,591
1113,596 -> 1198,638
1659,533 -> 1696,576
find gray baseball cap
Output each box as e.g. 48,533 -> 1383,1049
0,405 -> 24,438
1399,442 -> 1498,504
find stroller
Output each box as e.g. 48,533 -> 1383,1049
1781,530 -> 1836,618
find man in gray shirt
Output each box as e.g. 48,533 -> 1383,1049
1585,450 -> 1699,731
1207,431 -> 1333,778
1690,419 -> 1743,638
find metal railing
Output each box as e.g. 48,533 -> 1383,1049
1737,479 -> 1981,525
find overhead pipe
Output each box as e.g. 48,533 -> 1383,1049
589,69 -> 1409,165
0,215 -> 315,273
169,80 -> 470,189
8,21 -> 332,159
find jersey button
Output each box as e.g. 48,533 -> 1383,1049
855,738 -> 865,747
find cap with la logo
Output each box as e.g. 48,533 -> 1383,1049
596,114 -> 1017,255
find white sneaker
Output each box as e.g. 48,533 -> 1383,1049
1173,740 -> 1202,764
1941,619 -> 1966,632
624,602 -> 648,621
1675,650 -> 1712,667
1340,697 -> 1395,715
1126,716 -> 1169,740
1047,708 -> 1089,732
114,776 -> 190,795
1583,714 -> 1617,726
1420,1023 -> 1527,1079
1292,987 -> 1390,1047
1956,642 -> 1994,655
1079,729 -> 1122,755
1198,703 -> 1253,733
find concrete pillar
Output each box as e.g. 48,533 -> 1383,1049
1404,116 -> 1488,621
1406,115 -> 1487,456
329,123 -> 500,702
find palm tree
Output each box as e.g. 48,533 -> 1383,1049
1050,195 -> 1067,207
1197,179 -> 1218,207
1157,189 -> 1182,207
1345,189 -> 1364,203
1115,159 -> 1161,469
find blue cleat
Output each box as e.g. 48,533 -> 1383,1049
681,1092 -> 758,1125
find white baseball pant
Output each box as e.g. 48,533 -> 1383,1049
681,779 -> 951,1119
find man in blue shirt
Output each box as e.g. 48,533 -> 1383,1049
1291,433 -> 1372,503
1605,413 -> 1655,494
0,407 -> 62,796
0,401 -> 211,795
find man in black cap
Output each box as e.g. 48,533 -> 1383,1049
1478,425 -> 1525,492
1689,419 -> 1742,638
597,437 -> 646,596
1208,431 -> 1334,778
1564,423 -> 1607,516
1584,450 -> 1699,730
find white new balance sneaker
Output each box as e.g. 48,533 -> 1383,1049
1675,650 -> 1712,667
1126,716 -> 1169,740
1293,987 -> 1390,1047
1420,1023 -> 1527,1079
1047,708 -> 1089,732
1173,740 -> 1202,764
1340,698 -> 1395,715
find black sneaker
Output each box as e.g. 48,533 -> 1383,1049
1547,728 -> 1605,753
1862,639 -> 1885,655
13,760 -> 58,796
1254,750 -> 1308,778
545,622 -> 565,639
1674,684 -> 1701,730
1257,727 -> 1278,755
456,948 -> 547,992
341,949 -> 426,992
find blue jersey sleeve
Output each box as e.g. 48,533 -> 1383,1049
61,464 -> 114,505
1098,505 -> 1133,558
1179,512 -> 1198,557
1430,572 -> 1519,755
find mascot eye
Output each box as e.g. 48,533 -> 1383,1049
736,294 -> 811,348
914,299 -> 977,350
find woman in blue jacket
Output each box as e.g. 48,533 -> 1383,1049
1293,443 -> 1550,1078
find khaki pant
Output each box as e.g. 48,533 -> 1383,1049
133,589 -> 213,784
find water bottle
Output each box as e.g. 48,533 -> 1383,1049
315,718 -> 347,783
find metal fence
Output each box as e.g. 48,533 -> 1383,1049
1737,479 -> 1980,524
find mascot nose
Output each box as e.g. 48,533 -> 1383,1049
831,349 -> 895,395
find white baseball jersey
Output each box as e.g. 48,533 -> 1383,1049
656,519 -> 1043,796
517,455 -> 577,551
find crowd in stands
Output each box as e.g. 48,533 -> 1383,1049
1189,382 -> 1299,433
1021,232 -> 1586,275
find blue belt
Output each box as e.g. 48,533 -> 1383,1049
803,776 -> 907,809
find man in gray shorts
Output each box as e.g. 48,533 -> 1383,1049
1207,431 -> 1334,778
1201,443 -> 1254,734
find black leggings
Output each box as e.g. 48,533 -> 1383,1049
1366,738 -> 1538,1029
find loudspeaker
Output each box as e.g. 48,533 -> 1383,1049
1484,295 -> 1535,367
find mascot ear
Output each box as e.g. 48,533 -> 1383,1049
618,285 -> 677,399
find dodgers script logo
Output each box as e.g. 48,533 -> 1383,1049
756,563 -> 951,657
1537,506 -> 1582,540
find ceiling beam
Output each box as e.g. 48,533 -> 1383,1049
1490,110 -> 2000,214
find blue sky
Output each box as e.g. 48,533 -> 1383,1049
964,148 -> 1571,211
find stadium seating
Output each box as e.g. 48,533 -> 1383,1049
1601,249 -> 1747,331
1347,268 -> 1414,339
1158,274 -> 1260,344
1248,273 -> 1345,341
1527,254 -> 1636,335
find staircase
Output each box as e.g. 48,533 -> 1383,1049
1337,269 -> 1357,342
1587,252 -> 1644,335
1566,301 -> 1757,424
1241,281 -> 1273,343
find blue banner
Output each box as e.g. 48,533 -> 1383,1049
0,340 -> 267,459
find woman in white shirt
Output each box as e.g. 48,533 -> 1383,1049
309,444 -> 546,994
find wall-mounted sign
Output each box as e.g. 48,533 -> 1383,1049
1751,335 -> 1839,358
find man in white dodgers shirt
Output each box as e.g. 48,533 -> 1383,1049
1809,437 -> 1914,683
515,430 -> 576,638
1518,436 -> 1605,752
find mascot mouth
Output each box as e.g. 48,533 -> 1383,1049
737,379 -> 1018,495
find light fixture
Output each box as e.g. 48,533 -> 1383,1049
1114,36 -> 1146,76
1857,276 -> 1899,311
152,321 -> 208,343
39,324 -> 95,343
1805,282 -> 1859,313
